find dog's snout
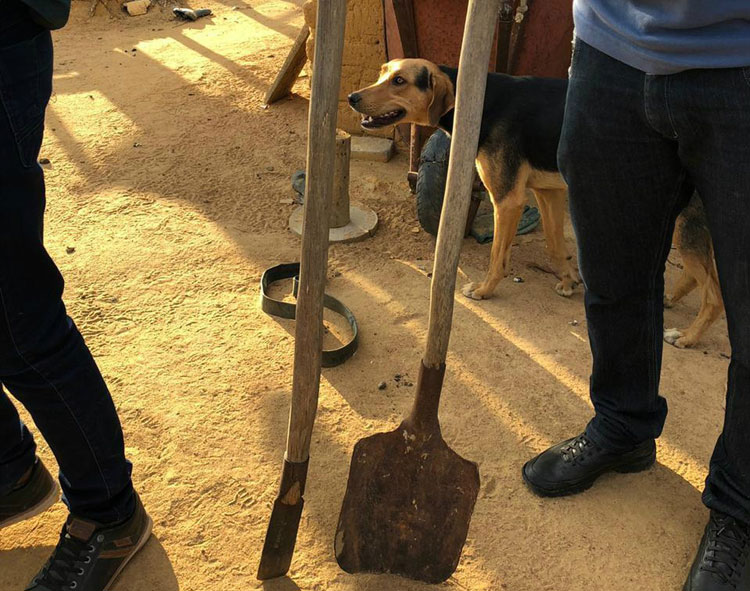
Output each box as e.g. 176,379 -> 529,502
348,92 -> 362,106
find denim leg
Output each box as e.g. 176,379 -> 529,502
558,40 -> 693,450
0,32 -> 134,524
0,385 -> 36,495
671,67 -> 750,523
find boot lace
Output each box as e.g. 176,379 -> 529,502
28,525 -> 96,590
700,512 -> 749,587
560,434 -> 593,464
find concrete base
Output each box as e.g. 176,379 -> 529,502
289,202 -> 378,243
351,136 -> 395,162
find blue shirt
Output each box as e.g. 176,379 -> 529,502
573,0 -> 750,74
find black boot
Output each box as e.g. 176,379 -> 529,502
522,432 -> 656,497
684,511 -> 750,590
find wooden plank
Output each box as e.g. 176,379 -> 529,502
264,25 -> 311,106
391,0 -> 418,58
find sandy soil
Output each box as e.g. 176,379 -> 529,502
0,2 -> 733,590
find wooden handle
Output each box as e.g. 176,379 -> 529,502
286,0 -> 347,463
424,0 -> 501,368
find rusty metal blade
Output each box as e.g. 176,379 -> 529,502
257,459 -> 309,580
335,430 -> 479,583
257,497 -> 304,580
334,364 -> 480,584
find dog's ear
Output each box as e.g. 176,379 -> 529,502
428,70 -> 455,126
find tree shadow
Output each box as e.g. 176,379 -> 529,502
250,256 -> 709,590
261,576 -> 302,591
0,535 -> 179,590
0,545 -> 54,590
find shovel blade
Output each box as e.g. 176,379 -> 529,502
335,427 -> 480,584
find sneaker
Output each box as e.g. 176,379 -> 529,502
26,492 -> 152,591
522,432 -> 656,497
0,458 -> 59,529
684,511 -> 750,590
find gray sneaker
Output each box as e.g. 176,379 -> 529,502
26,492 -> 152,591
0,458 -> 59,529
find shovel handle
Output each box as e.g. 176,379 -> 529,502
286,0 -> 348,463
424,0 -> 502,368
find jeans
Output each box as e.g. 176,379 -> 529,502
0,28 -> 135,524
558,39 -> 750,523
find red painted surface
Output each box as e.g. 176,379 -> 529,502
410,1 -> 500,70
385,0 -> 574,79
514,1 -> 574,77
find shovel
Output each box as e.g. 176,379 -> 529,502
257,0 -> 348,580
334,0 -> 501,583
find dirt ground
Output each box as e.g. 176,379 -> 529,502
0,2 -> 734,590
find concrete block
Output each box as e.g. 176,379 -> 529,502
351,136 -> 395,162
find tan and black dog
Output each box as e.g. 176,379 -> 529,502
348,58 -> 723,347
664,194 -> 724,348
348,58 -> 579,299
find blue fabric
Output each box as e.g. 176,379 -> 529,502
0,32 -> 134,523
558,38 -> 750,523
573,0 -> 750,74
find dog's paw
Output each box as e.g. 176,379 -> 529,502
555,280 -> 575,298
664,328 -> 692,349
462,282 -> 490,300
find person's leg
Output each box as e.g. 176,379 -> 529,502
672,66 -> 750,526
523,39 -> 694,496
0,385 -> 36,493
560,40 -> 694,450
0,31 -> 134,525
1,384 -> 59,530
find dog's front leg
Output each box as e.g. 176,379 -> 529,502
463,194 -> 524,300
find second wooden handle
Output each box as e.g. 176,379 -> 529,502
424,0 -> 502,368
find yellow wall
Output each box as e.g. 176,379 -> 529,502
304,0 -> 390,136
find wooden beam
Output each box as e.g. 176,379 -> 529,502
264,25 -> 311,106
391,0 -> 418,58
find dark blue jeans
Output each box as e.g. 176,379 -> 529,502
559,39 -> 750,523
0,28 -> 135,524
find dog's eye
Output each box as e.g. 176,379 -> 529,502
392,76 -> 406,86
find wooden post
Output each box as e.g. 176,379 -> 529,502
264,25 -> 311,106
329,130 -> 352,229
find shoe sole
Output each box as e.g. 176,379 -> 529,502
0,481 -> 61,530
103,514 -> 153,591
522,450 -> 656,498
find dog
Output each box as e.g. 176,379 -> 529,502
348,58 -> 580,299
664,193 -> 724,348
348,59 -> 723,347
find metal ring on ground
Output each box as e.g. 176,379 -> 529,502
260,263 -> 359,367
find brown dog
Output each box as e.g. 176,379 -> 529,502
664,194 -> 724,348
348,58 -> 580,299
348,60 -> 723,348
